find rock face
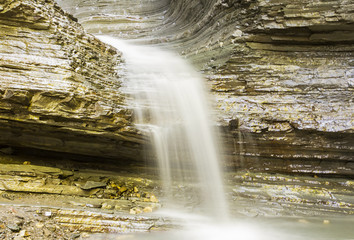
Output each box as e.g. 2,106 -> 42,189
0,0 -> 353,175
58,0 -> 354,133
0,0 -> 143,160
57,0 -> 353,175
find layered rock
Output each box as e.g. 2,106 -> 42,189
57,0 -> 354,132
0,0 -> 144,160
57,0 -> 353,175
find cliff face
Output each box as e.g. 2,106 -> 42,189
58,0 -> 354,133
57,0 -> 353,176
0,0 -> 352,175
0,0 -> 143,160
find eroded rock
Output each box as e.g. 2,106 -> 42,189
0,0 -> 144,160
55,0 -> 354,177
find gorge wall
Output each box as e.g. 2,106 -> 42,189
57,0 -> 354,176
0,0 -> 144,160
0,0 -> 353,176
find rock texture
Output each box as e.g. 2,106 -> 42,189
59,0 -> 354,133
0,0 -> 144,160
57,0 -> 353,175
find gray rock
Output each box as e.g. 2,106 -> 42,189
7,223 -> 20,232
81,181 -> 107,190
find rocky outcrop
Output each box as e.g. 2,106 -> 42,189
0,0 -> 143,160
58,0 -> 354,133
57,0 -> 353,175
0,0 -> 352,175
202,0 -> 354,134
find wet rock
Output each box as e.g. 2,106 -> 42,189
81,181 -> 107,190
7,223 -> 21,232
57,0 -> 354,176
0,0 -> 144,161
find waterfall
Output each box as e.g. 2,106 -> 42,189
96,36 -> 228,220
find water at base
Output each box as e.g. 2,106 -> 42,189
86,216 -> 354,240
97,36 -> 228,220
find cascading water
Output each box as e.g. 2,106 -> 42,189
93,36 -> 354,240
97,36 -> 228,220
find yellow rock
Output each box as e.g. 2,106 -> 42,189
150,194 -> 158,203
23,161 -> 31,165
134,187 -> 139,193
143,207 -> 153,213
19,230 -> 30,237
120,186 -> 127,193
130,207 -> 142,214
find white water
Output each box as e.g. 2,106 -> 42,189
97,36 -> 228,220
92,36 -> 354,240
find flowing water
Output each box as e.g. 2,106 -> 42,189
97,36 -> 227,220
95,36 -> 354,240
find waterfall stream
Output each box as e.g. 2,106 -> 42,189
97,36 -> 228,220
93,36 -> 354,240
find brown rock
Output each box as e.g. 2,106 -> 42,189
0,0 -> 144,161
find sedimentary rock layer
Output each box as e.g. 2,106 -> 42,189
0,0 -> 352,175
57,0 -> 353,174
58,0 -> 354,133
0,0 -> 143,159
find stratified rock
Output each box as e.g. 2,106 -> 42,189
58,0 -> 354,133
58,0 -> 353,175
0,0 -> 144,160
81,181 -> 106,190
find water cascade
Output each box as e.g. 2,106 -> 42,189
94,36 -> 354,240
97,36 -> 228,220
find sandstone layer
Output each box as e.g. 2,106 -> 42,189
0,0 -> 144,160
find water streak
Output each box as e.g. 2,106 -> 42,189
97,36 -> 227,220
